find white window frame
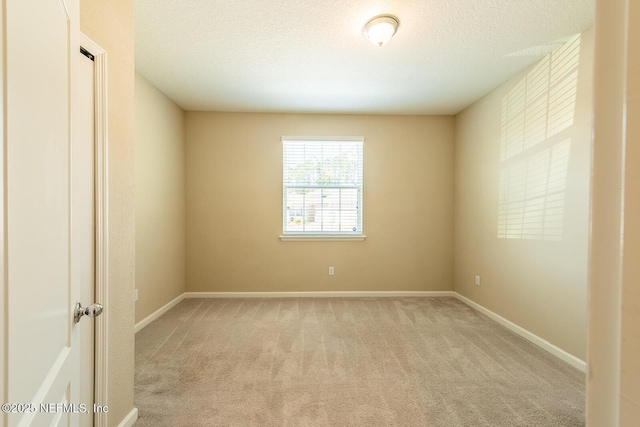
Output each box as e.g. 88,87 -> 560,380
280,136 -> 366,241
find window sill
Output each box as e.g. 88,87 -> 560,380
279,234 -> 367,242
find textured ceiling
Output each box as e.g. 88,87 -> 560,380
135,0 -> 594,115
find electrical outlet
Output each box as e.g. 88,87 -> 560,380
134,289 -> 139,301
475,275 -> 481,286
329,267 -> 335,276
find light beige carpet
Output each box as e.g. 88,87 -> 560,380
134,297 -> 585,426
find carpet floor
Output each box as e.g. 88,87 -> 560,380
134,297 -> 585,426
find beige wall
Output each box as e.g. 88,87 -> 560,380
621,1 -> 640,422
185,113 -> 454,293
135,73 -> 186,323
453,29 -> 594,360
589,0 -> 640,424
80,1 -> 136,425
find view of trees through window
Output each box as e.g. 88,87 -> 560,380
283,139 -> 363,234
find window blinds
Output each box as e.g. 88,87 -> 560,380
282,137 -> 363,235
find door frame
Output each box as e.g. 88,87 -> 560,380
79,33 -> 110,427
1,2 -> 6,425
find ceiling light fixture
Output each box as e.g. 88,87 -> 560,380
363,15 -> 399,47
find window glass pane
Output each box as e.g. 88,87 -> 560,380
283,138 -> 363,234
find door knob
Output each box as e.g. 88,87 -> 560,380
74,302 -> 103,323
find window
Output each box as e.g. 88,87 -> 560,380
281,137 -> 364,240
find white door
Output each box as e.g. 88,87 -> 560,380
5,0 -> 94,426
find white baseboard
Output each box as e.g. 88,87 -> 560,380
135,294 -> 185,333
184,291 -> 456,298
117,407 -> 138,427
452,292 -> 587,372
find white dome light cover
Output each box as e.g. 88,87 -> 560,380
363,15 -> 400,47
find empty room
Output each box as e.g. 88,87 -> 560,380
134,1 -> 592,425
4,0 -> 639,427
